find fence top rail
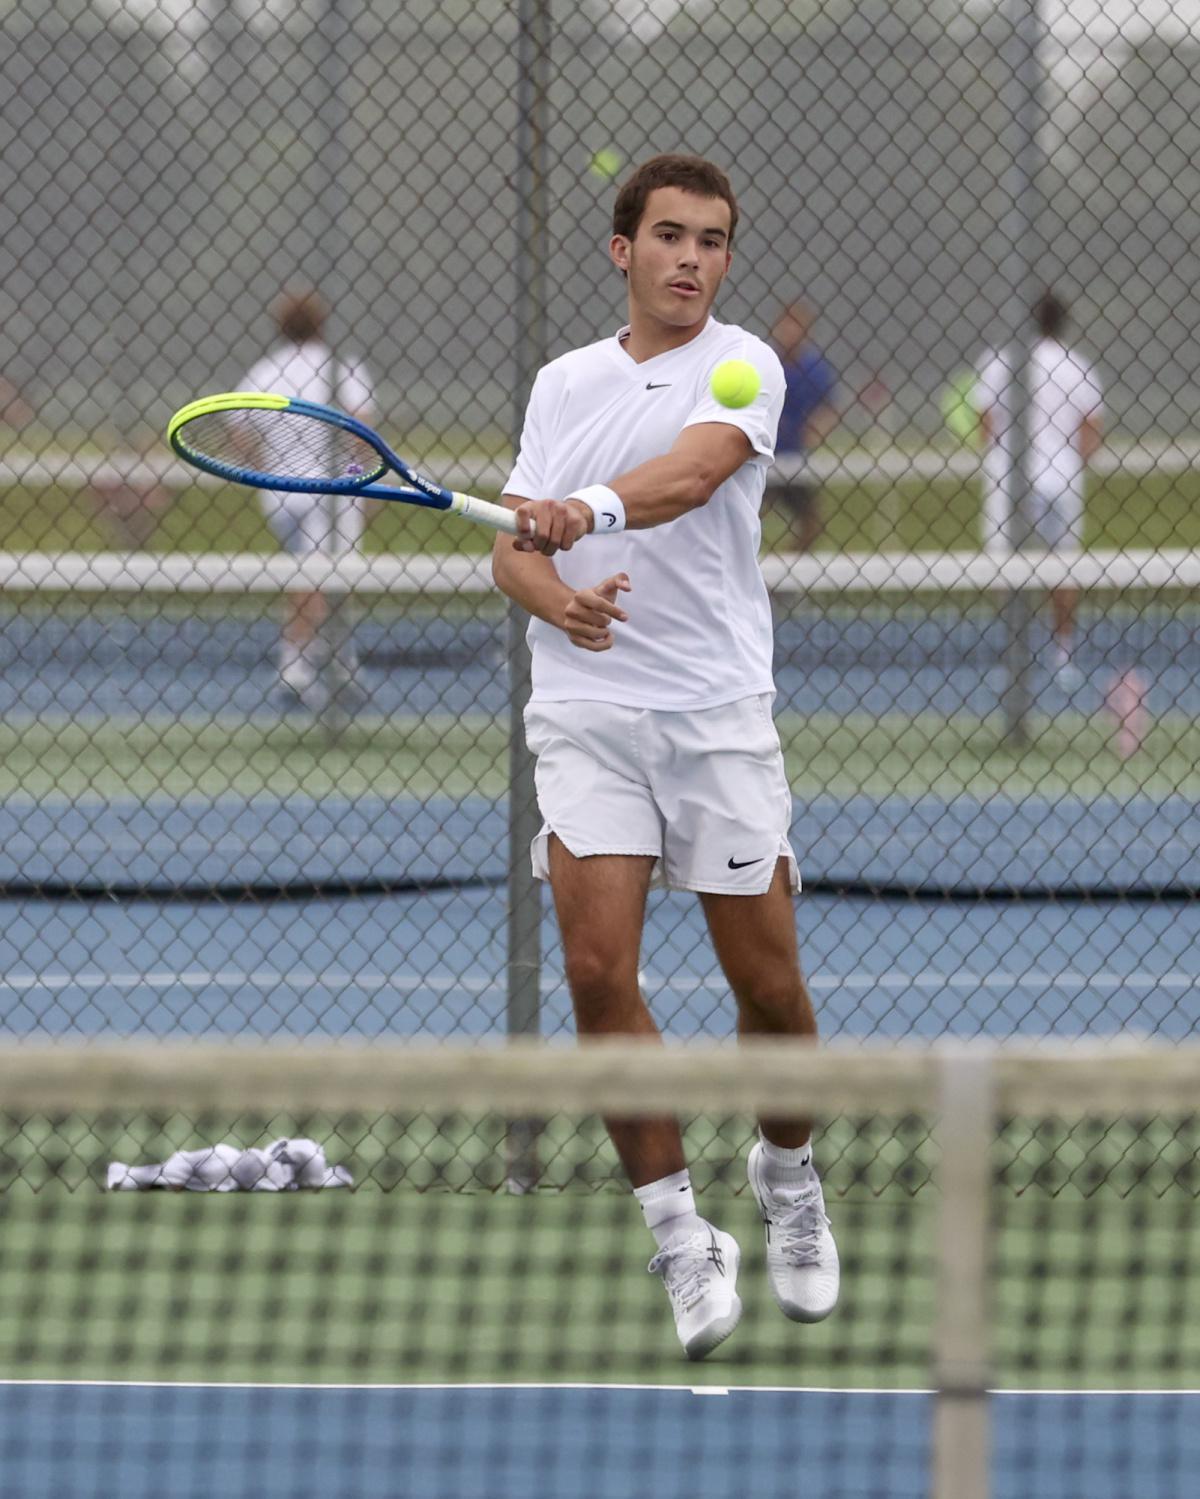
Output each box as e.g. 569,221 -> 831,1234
0,549 -> 1197,597
5,435 -> 1198,493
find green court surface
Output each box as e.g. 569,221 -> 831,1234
2,1107 -> 1195,1390
0,1181 -> 1194,1389
0,714 -> 509,801
1,710 -> 1196,803
0,1188 -> 916,1387
777,711 -> 1200,801
6,463 -> 1200,554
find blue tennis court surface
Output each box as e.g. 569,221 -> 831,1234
2,596 -> 1196,1499
4,592 -> 1200,896
0,1383 -> 1194,1499
2,889 -> 1197,1042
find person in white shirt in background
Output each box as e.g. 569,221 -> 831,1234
242,289 -> 376,708
974,293 -> 1104,688
974,355 -> 1011,561
492,154 -> 839,1362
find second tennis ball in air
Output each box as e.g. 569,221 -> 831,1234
710,359 -> 761,408
589,149 -> 622,181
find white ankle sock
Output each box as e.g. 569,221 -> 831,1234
756,1133 -> 814,1192
634,1169 -> 704,1249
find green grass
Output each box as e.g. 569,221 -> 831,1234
0,710 -> 1193,803
0,1181 -> 1194,1388
0,480 -> 499,556
9,465 -> 1200,553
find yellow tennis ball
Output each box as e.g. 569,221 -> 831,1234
710,358 -> 761,408
589,149 -> 622,181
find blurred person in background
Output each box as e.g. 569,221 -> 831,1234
974,292 -> 1103,688
0,376 -> 34,433
86,461 -> 173,550
242,289 -> 376,709
964,360 -> 1010,561
765,300 -> 837,553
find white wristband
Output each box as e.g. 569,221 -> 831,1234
568,484 -> 625,535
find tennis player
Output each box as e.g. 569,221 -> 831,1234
493,154 -> 839,1360
242,289 -> 375,707
974,292 -> 1104,687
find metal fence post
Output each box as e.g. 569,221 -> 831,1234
998,0 -> 1048,746
505,0 -> 552,1191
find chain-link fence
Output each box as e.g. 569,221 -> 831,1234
1,0 -> 1199,1140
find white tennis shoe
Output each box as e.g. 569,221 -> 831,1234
648,1224 -> 742,1361
747,1142 -> 840,1323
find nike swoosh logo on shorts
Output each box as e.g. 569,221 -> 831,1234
646,381 -> 671,390
727,857 -> 764,869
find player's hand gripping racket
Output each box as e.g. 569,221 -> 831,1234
167,392 -> 522,535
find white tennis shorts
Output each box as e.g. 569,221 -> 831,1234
980,467 -> 1083,555
260,491 -> 368,556
523,695 -> 800,896
1027,487 -> 1083,552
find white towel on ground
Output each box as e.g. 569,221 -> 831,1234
106,1137 -> 353,1192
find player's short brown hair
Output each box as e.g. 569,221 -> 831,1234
1034,291 -> 1068,339
612,155 -> 739,246
275,289 -> 327,344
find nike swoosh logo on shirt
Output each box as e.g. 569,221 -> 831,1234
727,857 -> 764,869
645,382 -> 671,390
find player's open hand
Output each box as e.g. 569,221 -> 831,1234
512,498 -> 593,556
562,574 -> 631,652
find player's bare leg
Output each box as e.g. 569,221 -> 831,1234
1051,586 -> 1078,645
548,834 -> 741,1358
278,589 -> 330,704
701,859 -> 817,1146
1051,584 -> 1080,684
702,859 -> 839,1322
546,835 -> 680,1186
285,589 -> 329,652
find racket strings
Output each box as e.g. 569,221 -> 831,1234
178,408 -> 383,485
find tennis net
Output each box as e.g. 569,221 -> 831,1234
0,1038 -> 1195,1499
0,546 -> 1199,895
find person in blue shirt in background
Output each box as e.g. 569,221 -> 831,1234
766,301 -> 838,552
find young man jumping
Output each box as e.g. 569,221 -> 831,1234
493,154 -> 839,1360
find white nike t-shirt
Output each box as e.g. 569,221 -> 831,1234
975,341 -> 1103,501
242,341 -> 374,472
241,342 -> 376,552
243,341 -> 373,411
504,317 -> 785,710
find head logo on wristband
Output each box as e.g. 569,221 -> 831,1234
567,484 -> 626,534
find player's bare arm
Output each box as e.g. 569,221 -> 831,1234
1078,412 -> 1102,462
562,574 -> 632,652
804,401 -> 838,449
492,507 -> 631,651
510,421 -> 754,557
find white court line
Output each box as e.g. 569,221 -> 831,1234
1,970 -> 1198,997
0,1378 -> 1194,1397
0,1378 -> 927,1393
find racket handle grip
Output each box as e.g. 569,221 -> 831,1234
449,492 -> 520,534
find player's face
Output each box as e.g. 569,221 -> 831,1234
611,187 -> 733,330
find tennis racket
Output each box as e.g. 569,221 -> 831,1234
167,392 -> 522,535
